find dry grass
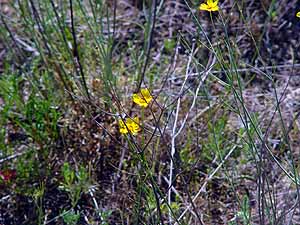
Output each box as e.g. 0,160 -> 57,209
0,0 -> 300,224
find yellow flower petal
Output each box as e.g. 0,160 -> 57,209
119,119 -> 128,134
132,88 -> 153,108
199,3 -> 209,11
199,0 -> 219,12
119,116 -> 141,135
140,88 -> 151,99
141,89 -> 152,103
133,116 -> 140,124
133,93 -> 146,107
210,5 -> 219,11
211,0 -> 218,8
297,11 -> 300,18
128,117 -> 141,135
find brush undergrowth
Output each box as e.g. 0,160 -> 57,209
0,0 -> 300,224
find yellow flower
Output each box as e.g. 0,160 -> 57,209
119,116 -> 141,135
132,88 -> 153,108
119,119 -> 128,134
297,11 -> 300,18
199,0 -> 219,12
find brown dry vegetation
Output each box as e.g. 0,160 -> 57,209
0,0 -> 300,224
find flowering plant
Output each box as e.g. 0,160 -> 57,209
199,0 -> 219,12
132,88 -> 153,108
